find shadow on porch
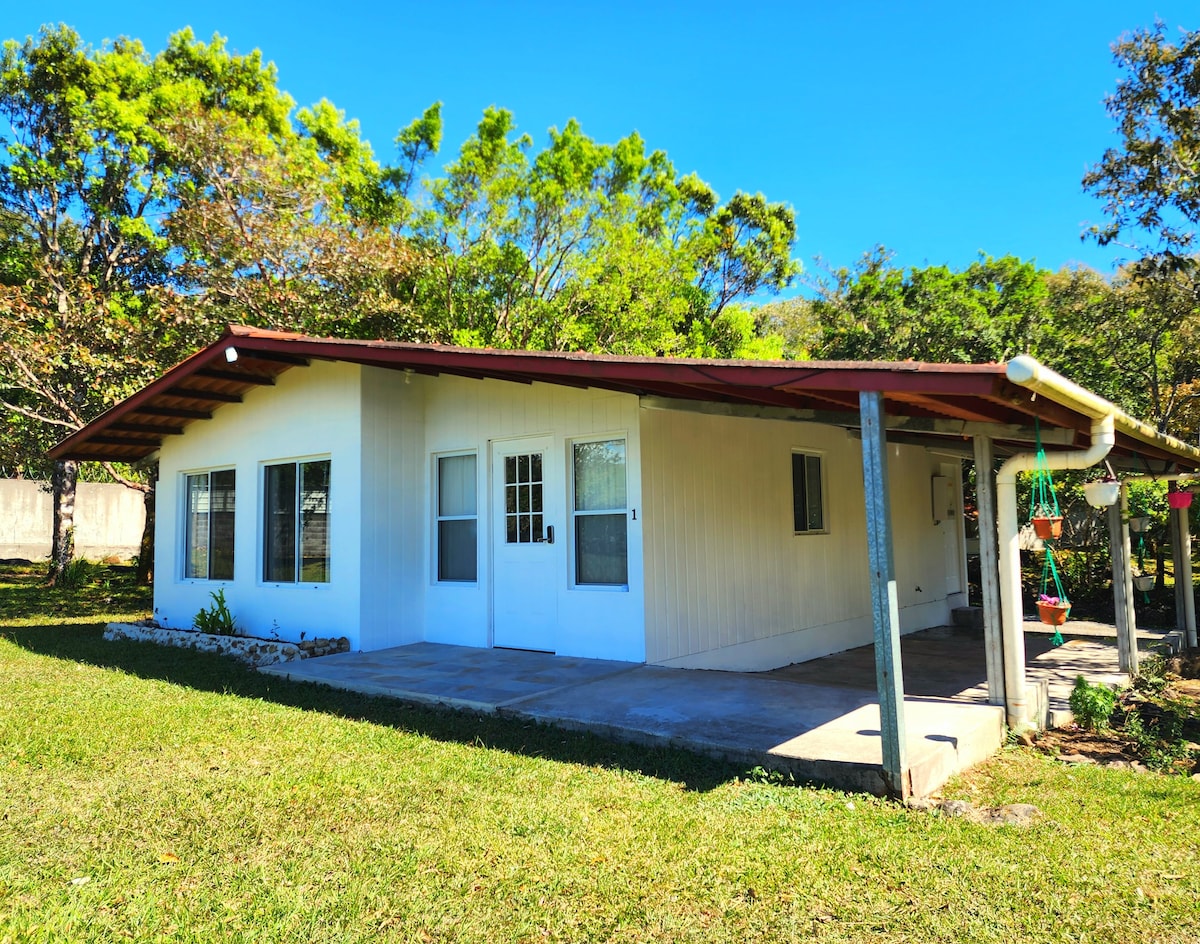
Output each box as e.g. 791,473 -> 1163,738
260,623 -> 1170,796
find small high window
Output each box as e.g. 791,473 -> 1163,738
792,452 -> 825,533
263,458 -> 331,583
572,439 -> 628,586
184,469 -> 235,580
436,453 -> 477,582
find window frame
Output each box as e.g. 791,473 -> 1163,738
569,434 -> 629,590
260,456 -> 332,586
791,449 -> 827,535
182,467 -> 236,581
433,450 -> 479,584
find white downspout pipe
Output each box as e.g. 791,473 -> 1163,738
997,356 -> 1117,730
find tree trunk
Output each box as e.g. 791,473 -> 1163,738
47,458 -> 79,585
136,472 -> 155,585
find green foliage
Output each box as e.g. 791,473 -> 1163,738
191,588 -> 236,636
1068,675 -> 1117,731
1083,23 -> 1200,261
806,247 -> 1053,363
54,557 -> 94,591
407,107 -> 798,355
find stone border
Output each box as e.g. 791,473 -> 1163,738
104,622 -> 308,667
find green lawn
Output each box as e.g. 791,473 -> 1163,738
2,566 -> 1199,942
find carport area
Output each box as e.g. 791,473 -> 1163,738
259,622 -> 1171,796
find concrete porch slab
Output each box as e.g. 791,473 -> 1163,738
503,666 -> 1003,797
261,640 -> 1004,797
259,642 -> 639,711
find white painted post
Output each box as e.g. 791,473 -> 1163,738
1178,507 -> 1197,649
972,436 -> 1005,705
1172,509 -> 1187,641
1108,486 -> 1138,674
859,390 -> 909,799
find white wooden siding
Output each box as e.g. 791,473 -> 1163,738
421,375 -> 646,662
640,406 -> 961,670
153,361 -> 364,645
359,367 -> 426,650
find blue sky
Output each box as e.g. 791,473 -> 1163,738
9,2 -> 1198,293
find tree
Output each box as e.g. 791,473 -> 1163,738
404,108 -> 798,355
0,26 -> 319,581
1083,23 -> 1200,274
806,248 -> 1052,363
161,102 -> 419,340
1047,265 -> 1200,441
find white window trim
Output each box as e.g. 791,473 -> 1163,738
791,448 -> 828,535
258,454 -> 332,588
180,467 -> 236,583
432,449 -> 480,586
568,433 -> 630,591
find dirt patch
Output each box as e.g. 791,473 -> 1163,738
1030,655 -> 1200,777
1030,726 -> 1146,768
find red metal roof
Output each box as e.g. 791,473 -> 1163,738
48,324 -> 1200,470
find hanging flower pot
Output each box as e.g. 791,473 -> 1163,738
1133,574 -> 1156,592
1032,515 -> 1063,540
1083,479 -> 1121,508
1168,490 -> 1193,510
1127,515 -> 1151,533
1036,595 -> 1071,626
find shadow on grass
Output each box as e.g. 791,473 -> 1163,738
0,564 -> 152,622
2,621 -> 745,793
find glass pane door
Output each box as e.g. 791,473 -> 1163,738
503,452 -> 544,544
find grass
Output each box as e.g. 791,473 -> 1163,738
2,566 -> 1200,942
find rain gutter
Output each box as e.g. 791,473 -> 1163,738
994,356 -> 1118,729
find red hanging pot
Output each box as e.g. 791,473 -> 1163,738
1036,600 -> 1071,626
1168,491 -> 1193,510
1032,516 -> 1063,540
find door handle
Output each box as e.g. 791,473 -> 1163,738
545,524 -> 554,544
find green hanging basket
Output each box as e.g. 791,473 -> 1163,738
1029,421 -> 1062,540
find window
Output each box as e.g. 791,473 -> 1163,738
263,458 -> 331,583
184,469 -> 235,580
503,452 -> 544,544
572,439 -> 627,586
792,451 -> 825,533
436,453 -> 477,582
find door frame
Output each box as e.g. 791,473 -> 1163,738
488,433 -> 560,651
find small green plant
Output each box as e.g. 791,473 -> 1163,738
55,558 -> 95,590
1069,675 -> 1117,731
192,589 -> 237,636
1133,654 -> 1169,695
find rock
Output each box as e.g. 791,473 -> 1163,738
905,797 -> 938,811
987,803 -> 1040,826
938,800 -> 974,818
1058,753 -> 1096,765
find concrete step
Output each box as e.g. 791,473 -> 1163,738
952,606 -> 985,630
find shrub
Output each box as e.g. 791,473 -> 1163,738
55,558 -> 95,590
192,589 -> 237,636
1068,675 -> 1117,731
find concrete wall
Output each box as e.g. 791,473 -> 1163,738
0,479 -> 145,560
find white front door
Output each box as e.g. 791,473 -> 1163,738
492,436 -> 558,651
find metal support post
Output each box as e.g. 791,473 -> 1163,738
859,390 -> 909,799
